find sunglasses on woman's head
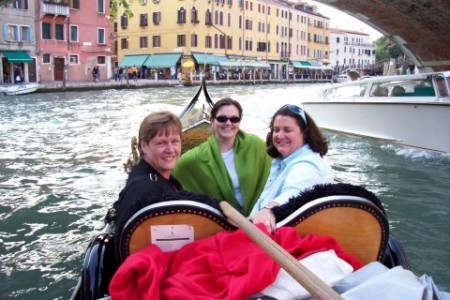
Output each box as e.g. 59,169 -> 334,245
215,116 -> 241,124
281,104 -> 307,126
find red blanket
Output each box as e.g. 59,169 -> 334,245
109,224 -> 363,300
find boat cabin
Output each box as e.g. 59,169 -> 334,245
322,72 -> 450,101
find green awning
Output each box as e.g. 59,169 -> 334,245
118,55 -> 150,67
291,61 -> 312,69
192,53 -> 229,66
3,51 -> 33,63
144,53 -> 181,68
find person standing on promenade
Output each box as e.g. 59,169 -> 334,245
172,98 -> 272,216
249,104 -> 334,232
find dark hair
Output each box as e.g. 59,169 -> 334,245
138,111 -> 182,156
266,106 -> 329,158
210,97 -> 243,120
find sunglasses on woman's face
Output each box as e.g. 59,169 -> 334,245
215,116 -> 241,124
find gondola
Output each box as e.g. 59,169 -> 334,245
70,81 -> 410,300
123,79 -> 214,173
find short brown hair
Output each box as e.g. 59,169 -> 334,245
138,111 -> 182,155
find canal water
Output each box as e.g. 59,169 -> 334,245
0,83 -> 448,299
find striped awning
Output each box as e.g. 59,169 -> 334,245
219,61 -> 271,69
144,53 -> 181,68
3,51 -> 33,63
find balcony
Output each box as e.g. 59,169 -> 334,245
41,1 -> 70,17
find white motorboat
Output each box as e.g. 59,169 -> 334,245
302,71 -> 450,153
3,83 -> 40,96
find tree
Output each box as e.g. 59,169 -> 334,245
374,36 -> 403,62
110,0 -> 134,20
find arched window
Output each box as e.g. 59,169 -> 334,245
177,7 -> 186,23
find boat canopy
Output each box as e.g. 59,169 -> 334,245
2,51 -> 33,63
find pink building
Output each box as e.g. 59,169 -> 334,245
37,0 -> 112,83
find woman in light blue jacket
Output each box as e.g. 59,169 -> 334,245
249,104 -> 334,232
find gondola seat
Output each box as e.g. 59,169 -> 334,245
118,199 -> 236,262
274,183 -> 390,266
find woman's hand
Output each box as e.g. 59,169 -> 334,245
249,202 -> 279,233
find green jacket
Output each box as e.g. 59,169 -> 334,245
173,130 -> 272,216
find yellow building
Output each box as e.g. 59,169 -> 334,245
116,0 -> 330,80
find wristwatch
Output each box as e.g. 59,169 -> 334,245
263,203 -> 276,210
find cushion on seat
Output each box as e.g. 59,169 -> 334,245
119,200 -> 236,262
274,184 -> 389,265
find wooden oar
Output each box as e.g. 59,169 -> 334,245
219,201 -> 344,300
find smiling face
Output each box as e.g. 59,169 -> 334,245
272,115 -> 305,158
140,126 -> 181,179
212,104 -> 241,143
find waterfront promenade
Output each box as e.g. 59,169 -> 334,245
32,76 -> 332,93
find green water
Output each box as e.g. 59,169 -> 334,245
0,84 -> 448,299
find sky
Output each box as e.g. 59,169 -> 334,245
308,1 -> 383,40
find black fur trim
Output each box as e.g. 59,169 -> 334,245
271,183 -> 385,222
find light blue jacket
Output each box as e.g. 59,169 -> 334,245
250,144 -> 334,216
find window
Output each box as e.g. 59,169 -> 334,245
97,56 -> 106,64
153,12 -> 161,24
177,34 -> 186,47
191,7 -> 199,23
121,14 -> 128,29
13,0 -> 28,9
55,24 -> 64,40
205,35 -> 212,48
191,34 -> 197,47
153,35 -> 161,47
177,7 -> 186,23
69,54 -> 79,64
121,38 -> 128,49
140,13 -> 148,26
97,28 -> 105,44
70,25 -> 78,42
70,0 -> 80,9
97,0 -> 105,14
5,24 -> 32,42
205,10 -> 212,25
140,36 -> 148,48
42,23 -> 51,39
43,53 -> 50,64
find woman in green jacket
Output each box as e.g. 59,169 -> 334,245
172,98 -> 272,216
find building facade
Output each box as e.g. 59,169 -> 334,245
115,0 -> 331,80
329,28 -> 376,74
36,0 -> 112,83
0,0 -> 37,84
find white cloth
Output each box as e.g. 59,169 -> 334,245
261,250 -> 353,299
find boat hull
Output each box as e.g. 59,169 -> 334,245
3,83 -> 40,95
303,101 -> 450,153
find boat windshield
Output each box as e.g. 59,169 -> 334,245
323,82 -> 369,99
369,78 -> 436,98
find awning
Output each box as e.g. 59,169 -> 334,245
3,51 -> 33,63
219,61 -> 271,69
291,61 -> 312,69
193,53 -> 229,66
144,53 -> 181,68
309,62 -> 322,70
118,55 -> 150,67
